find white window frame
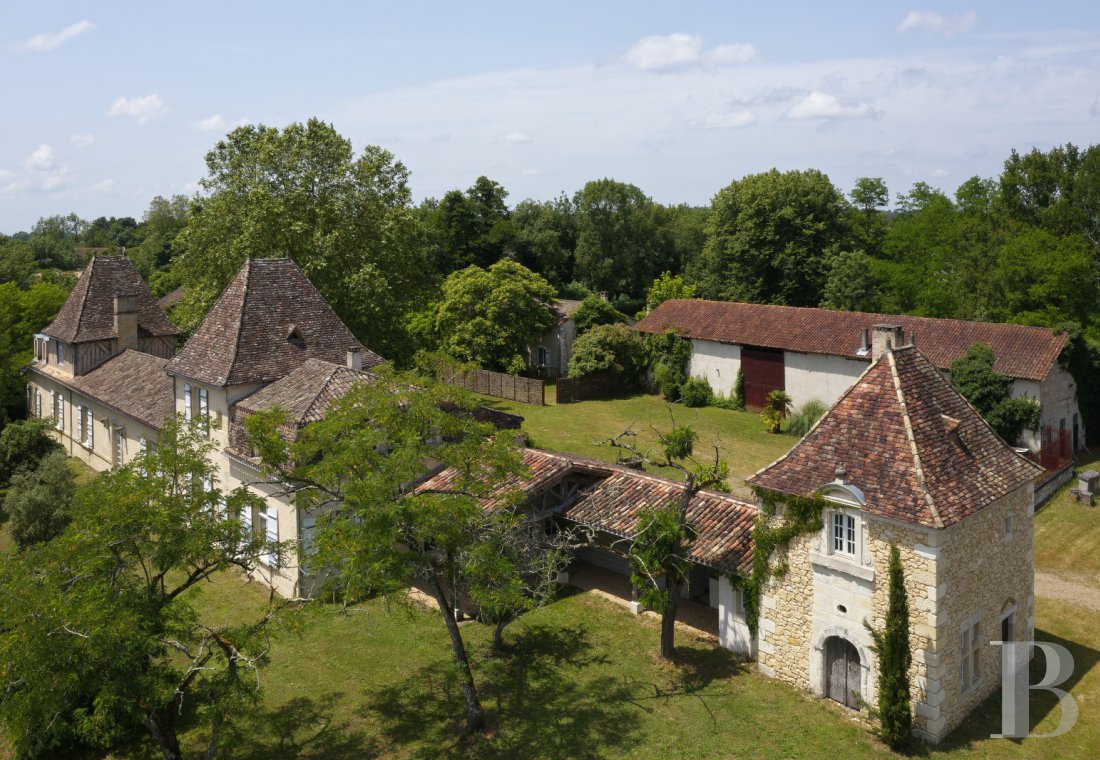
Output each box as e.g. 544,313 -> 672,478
183,383 -> 192,422
76,404 -> 84,442
113,424 -> 124,467
831,511 -> 858,557
198,388 -> 209,435
259,504 -> 278,567
55,393 -> 64,431
34,390 -> 41,418
55,341 -> 64,368
84,406 -> 94,449
138,436 -> 148,476
960,616 -> 982,694
240,503 -> 253,534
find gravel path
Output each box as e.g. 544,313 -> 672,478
1035,570 -> 1100,613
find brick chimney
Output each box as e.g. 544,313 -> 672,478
870,323 -> 904,361
114,295 -> 138,352
347,348 -> 363,371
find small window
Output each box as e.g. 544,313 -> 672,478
85,407 -> 94,448
199,388 -> 209,436
76,405 -> 84,442
1003,514 -> 1014,542
258,505 -> 279,567
113,426 -> 123,467
960,619 -> 982,692
183,383 -> 192,422
832,513 -> 856,556
537,346 -> 549,366
56,341 -> 64,368
34,390 -> 41,418
55,394 -> 64,431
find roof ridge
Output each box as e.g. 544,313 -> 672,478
887,350 -> 945,529
71,257 -> 97,340
226,259 -> 252,386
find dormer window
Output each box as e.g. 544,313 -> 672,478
286,324 -> 305,348
818,465 -> 868,568
833,513 -> 857,556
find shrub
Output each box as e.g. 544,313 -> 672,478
6,450 -> 76,548
653,361 -> 682,401
867,545 -> 913,749
572,295 -> 627,336
568,323 -> 647,387
0,418 -> 61,485
680,377 -> 713,408
950,344 -> 1041,443
786,399 -> 828,437
733,368 -> 745,410
761,389 -> 792,433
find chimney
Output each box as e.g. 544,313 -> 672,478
870,323 -> 904,361
114,295 -> 138,352
598,291 -> 609,303
347,348 -> 363,371
859,328 -> 870,355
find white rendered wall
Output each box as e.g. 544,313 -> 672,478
784,352 -> 867,409
717,576 -> 753,655
688,339 -> 741,398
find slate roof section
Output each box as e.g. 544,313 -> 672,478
164,259 -> 383,387
235,358 -> 376,425
43,255 -> 179,343
748,346 -> 1044,529
31,350 -> 174,430
417,448 -> 758,573
635,299 -> 1067,382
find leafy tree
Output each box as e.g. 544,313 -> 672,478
434,260 -> 558,372
651,205 -> 709,291
866,545 -> 913,750
645,330 -> 692,400
0,418 -> 61,485
246,370 -> 532,734
646,271 -> 697,311
761,389 -> 792,433
567,323 -> 647,387
128,195 -> 189,280
573,179 -> 656,297
173,119 -> 424,360
572,294 -> 626,336
424,177 -> 514,274
821,250 -> 880,312
950,344 -> 1040,443
848,178 -> 889,257
5,450 -> 75,548
602,411 -> 728,659
510,195 -> 577,287
0,237 -> 38,289
701,169 -> 850,305
28,213 -> 86,269
0,282 -> 70,422
0,418 -> 286,759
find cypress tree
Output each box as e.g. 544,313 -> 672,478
870,544 -> 913,749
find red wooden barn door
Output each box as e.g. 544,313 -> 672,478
741,346 -> 785,411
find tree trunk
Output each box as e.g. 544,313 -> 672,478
661,576 -> 680,660
143,712 -> 182,760
493,618 -> 509,653
429,573 -> 486,734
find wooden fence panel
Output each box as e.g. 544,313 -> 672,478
440,367 -> 545,406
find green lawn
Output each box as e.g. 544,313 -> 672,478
476,386 -> 795,498
1034,447 -> 1100,578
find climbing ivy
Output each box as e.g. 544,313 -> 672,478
742,488 -> 829,638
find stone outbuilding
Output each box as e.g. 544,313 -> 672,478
745,342 -> 1043,742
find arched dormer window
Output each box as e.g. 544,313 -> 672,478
819,465 -> 865,562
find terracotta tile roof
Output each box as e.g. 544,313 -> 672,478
235,358 -> 376,425
418,448 -> 758,573
635,299 -> 1067,382
31,350 -> 174,430
748,346 -> 1044,528
562,468 -> 758,573
164,259 -> 383,387
42,255 -> 179,343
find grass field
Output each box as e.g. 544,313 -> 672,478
476,386 -> 795,497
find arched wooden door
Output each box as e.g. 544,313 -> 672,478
825,636 -> 861,709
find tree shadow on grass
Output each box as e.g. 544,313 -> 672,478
900,627 -> 1100,756
359,621 -> 646,759
219,691 -> 378,760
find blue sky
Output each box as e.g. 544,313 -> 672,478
3,1 -> 1100,232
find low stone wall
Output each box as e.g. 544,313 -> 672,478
1034,462 -> 1074,507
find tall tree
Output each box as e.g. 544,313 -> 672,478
424,176 -> 514,275
602,410 -> 728,659
701,169 -> 850,306
573,179 -> 656,297
0,419 -> 287,760
0,282 -> 70,422
848,177 -> 889,257
246,370 -> 531,733
173,119 -> 424,360
867,545 -> 913,749
434,260 -> 558,372
4,450 -> 76,548
511,195 -> 577,286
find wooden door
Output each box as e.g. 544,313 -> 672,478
741,346 -> 785,411
825,637 -> 861,709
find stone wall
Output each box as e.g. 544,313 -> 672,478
931,482 -> 1034,740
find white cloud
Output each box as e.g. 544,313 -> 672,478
787,92 -> 879,120
624,33 -> 703,71
194,114 -> 226,131
90,178 -> 116,193
70,132 -> 95,148
107,94 -> 166,125
706,43 -> 758,66
502,131 -> 532,143
897,10 -> 977,36
623,34 -> 757,71
689,110 -> 758,129
0,144 -> 72,193
16,20 -> 95,52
